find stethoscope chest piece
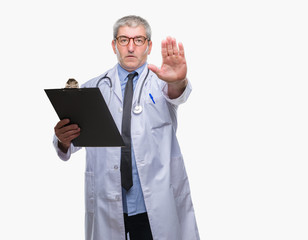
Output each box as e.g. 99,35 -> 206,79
133,104 -> 143,114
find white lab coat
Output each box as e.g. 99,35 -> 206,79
53,64 -> 200,240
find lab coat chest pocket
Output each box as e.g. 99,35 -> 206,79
85,172 -> 95,213
144,95 -> 172,130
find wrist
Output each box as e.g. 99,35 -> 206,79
167,78 -> 188,99
58,140 -> 70,153
168,77 -> 187,89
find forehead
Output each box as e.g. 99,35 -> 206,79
117,25 -> 146,37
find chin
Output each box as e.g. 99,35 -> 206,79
123,62 -> 139,71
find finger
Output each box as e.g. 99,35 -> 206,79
56,123 -> 79,134
148,64 -> 163,79
61,129 -> 80,141
161,39 -> 168,58
172,38 -> 179,56
65,132 -> 80,142
58,133 -> 80,147
57,128 -> 80,143
55,124 -> 80,142
166,36 -> 173,56
54,119 -> 70,130
178,42 -> 185,57
147,64 -> 159,74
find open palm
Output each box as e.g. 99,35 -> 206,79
148,37 -> 187,83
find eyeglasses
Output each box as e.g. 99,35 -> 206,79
115,36 -> 149,46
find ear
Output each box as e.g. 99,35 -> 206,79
111,40 -> 116,54
147,40 -> 153,55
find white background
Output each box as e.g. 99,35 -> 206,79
0,0 -> 307,239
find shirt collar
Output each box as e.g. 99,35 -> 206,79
117,63 -> 147,83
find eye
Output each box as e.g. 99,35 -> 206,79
134,37 -> 144,45
119,37 -> 129,44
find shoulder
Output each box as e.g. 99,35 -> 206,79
81,65 -> 117,88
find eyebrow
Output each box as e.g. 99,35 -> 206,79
117,35 -> 146,38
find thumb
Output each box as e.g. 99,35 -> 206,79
147,64 -> 160,74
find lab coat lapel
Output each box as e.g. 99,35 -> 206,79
109,65 -> 123,103
132,67 -> 152,107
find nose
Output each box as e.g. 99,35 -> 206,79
127,39 -> 135,52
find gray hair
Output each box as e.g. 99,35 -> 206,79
113,15 -> 152,40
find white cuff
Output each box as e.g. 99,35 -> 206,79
162,79 -> 192,106
53,135 -> 72,161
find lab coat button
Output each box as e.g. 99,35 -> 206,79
118,107 -> 123,113
114,165 -> 118,170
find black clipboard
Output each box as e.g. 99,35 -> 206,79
45,88 -> 124,147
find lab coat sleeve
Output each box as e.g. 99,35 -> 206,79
53,135 -> 82,161
159,78 -> 192,132
161,78 -> 192,106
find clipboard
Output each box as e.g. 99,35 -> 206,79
45,88 -> 124,147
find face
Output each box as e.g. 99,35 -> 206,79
112,25 -> 152,72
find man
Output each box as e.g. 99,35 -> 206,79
54,15 -> 200,240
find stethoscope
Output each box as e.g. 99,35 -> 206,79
96,68 -> 150,114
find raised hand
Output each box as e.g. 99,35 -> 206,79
148,36 -> 187,84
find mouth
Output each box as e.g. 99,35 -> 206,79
125,55 -> 136,59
